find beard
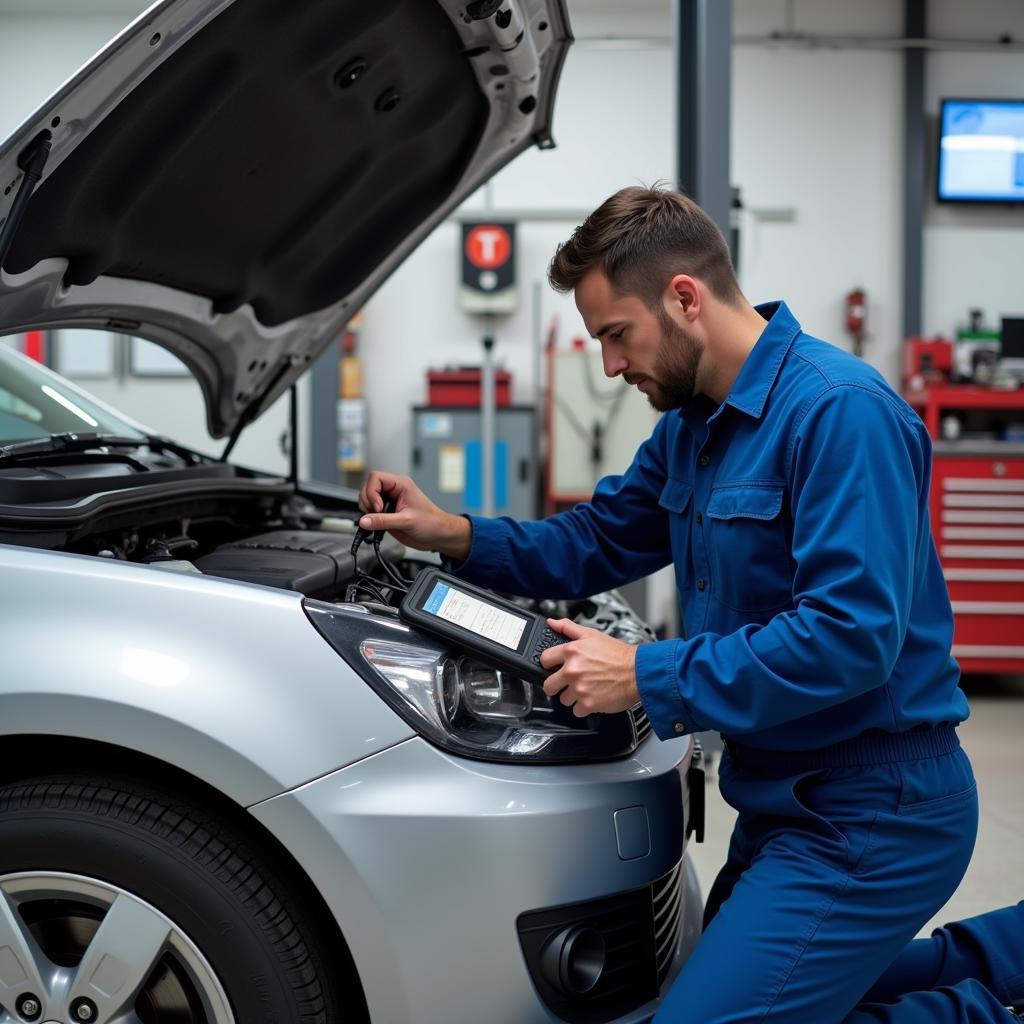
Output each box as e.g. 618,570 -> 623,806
642,308 -> 704,412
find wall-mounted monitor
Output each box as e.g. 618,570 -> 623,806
937,98 -> 1024,204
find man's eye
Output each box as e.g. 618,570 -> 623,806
609,330 -> 624,341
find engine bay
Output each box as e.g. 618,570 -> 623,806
5,479 -> 654,642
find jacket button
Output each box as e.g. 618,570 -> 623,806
673,722 -> 685,734
696,512 -> 703,525
697,578 -> 706,591
699,454 -> 710,466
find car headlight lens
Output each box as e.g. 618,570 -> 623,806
304,601 -> 639,764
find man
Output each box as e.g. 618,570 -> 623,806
358,186 -> 978,1022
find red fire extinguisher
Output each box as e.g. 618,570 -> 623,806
845,288 -> 867,359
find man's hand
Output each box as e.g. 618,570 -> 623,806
540,618 -> 640,718
357,470 -> 472,560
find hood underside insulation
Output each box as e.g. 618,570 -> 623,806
4,0 -> 489,327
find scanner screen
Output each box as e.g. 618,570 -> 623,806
422,580 -> 528,651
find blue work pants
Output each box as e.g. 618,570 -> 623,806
850,902 -> 1024,1022
654,726 -> 979,1023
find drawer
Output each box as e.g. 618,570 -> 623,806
934,463 -> 1024,569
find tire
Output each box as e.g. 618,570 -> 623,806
0,775 -> 346,1024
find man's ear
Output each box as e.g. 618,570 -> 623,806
668,274 -> 700,321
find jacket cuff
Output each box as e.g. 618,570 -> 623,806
635,639 -> 703,740
442,514 -> 510,583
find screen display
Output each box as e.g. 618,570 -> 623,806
422,581 -> 528,651
938,99 -> 1024,203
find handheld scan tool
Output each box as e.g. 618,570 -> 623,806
399,568 -> 568,681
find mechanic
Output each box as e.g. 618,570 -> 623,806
358,185 -> 978,1022
851,901 -> 1024,1022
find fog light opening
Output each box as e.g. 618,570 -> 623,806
540,925 -> 606,996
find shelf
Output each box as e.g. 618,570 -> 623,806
933,441 -> 1024,456
904,385 -> 1024,410
903,385 -> 1024,439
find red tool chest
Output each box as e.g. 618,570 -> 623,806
426,368 -> 511,407
905,386 -> 1024,675
929,446 -> 1024,675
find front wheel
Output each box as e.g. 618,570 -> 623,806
0,776 -> 346,1023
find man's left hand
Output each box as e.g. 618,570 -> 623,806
540,618 -> 640,718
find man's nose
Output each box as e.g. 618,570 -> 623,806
602,350 -> 627,378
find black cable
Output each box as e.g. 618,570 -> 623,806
371,497 -> 410,593
373,535 -> 410,593
345,574 -> 391,604
346,493 -> 409,601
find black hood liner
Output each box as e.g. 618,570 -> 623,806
5,0 -> 489,327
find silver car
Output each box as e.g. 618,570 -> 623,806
0,2 -> 703,1022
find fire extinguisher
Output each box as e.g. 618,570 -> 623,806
845,287 -> 867,359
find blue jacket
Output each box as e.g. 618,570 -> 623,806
454,301 -> 968,749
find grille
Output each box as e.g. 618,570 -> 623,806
517,859 -> 684,1023
652,859 -> 684,983
630,703 -> 653,745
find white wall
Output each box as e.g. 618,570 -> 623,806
730,0 -> 903,378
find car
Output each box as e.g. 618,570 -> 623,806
0,2 -> 704,1023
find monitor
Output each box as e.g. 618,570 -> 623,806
1001,317 -> 1024,360
937,99 -> 1024,204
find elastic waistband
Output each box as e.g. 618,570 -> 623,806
723,724 -> 960,771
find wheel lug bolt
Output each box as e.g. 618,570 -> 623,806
16,994 -> 41,1020
70,997 -> 97,1021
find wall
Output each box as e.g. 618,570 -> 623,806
732,1 -> 904,379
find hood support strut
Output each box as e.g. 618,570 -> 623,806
0,130 -> 52,273
219,356 -> 302,485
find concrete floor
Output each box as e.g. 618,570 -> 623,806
688,675 -> 1024,937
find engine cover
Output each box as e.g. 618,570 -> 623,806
194,530 -> 357,597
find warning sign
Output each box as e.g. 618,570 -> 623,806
460,221 -> 516,314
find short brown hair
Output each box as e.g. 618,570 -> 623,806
548,184 -> 741,307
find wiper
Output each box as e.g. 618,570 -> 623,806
0,432 -> 199,467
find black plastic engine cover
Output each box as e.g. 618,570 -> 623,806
194,529 -> 358,596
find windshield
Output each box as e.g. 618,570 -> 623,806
0,345 -> 146,444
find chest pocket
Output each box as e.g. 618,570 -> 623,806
706,483 -> 793,613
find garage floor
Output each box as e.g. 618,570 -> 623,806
689,675 -> 1024,938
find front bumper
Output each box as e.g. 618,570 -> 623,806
250,732 -> 702,1024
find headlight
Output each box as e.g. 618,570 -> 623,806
304,600 -> 639,764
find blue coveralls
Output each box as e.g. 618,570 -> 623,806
851,902 -> 1024,1021
452,302 -> 979,1022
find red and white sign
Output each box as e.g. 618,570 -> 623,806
465,225 -> 512,270
461,221 -> 516,314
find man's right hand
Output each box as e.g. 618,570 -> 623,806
357,470 -> 472,562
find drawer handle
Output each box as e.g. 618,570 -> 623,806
942,527 -> 1024,541
953,645 -> 1024,659
944,568 -> 1024,582
941,545 -> 1024,559
950,601 -> 1024,615
942,510 -> 1024,524
942,495 -> 1024,508
943,479 -> 1024,492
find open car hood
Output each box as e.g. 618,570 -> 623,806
0,0 -> 570,437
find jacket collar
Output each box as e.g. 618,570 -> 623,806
723,300 -> 801,419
